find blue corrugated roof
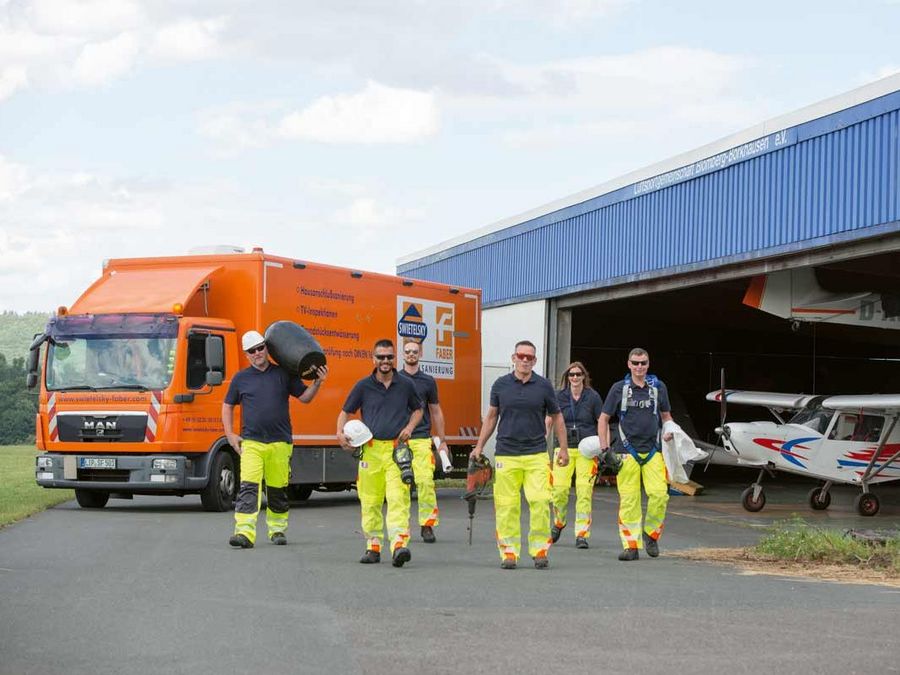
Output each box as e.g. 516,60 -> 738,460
399,82 -> 900,307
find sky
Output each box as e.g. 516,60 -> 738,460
1,0 -> 898,312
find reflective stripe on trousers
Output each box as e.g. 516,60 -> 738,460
551,447 -> 598,539
616,452 -> 669,549
357,439 -> 411,553
233,440 -> 291,544
494,453 -> 552,561
409,437 -> 439,527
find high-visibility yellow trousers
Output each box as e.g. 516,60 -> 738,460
551,447 -> 598,539
616,452 -> 669,550
409,437 -> 439,527
357,439 -> 411,554
233,440 -> 291,544
494,453 -> 552,561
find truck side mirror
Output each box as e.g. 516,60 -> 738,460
25,334 -> 43,389
204,335 -> 224,386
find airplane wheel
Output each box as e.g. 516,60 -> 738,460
854,492 -> 880,517
741,486 -> 766,512
807,487 -> 831,510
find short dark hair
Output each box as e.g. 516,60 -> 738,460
374,338 -> 394,352
628,347 -> 648,360
514,340 -> 536,352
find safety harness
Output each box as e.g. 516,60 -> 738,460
617,374 -> 661,466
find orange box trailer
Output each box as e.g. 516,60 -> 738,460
29,248 -> 482,510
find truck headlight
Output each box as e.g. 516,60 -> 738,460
152,458 -> 177,470
36,456 -> 53,468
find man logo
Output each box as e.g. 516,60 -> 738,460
398,302 -> 428,340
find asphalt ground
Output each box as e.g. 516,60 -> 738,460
2,469 -> 899,675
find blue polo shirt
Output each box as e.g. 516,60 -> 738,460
602,377 -> 671,453
224,363 -> 307,444
398,368 -> 439,439
490,372 -> 560,456
557,387 -> 604,439
342,369 -> 422,440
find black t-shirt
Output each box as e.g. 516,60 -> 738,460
490,372 -> 560,456
602,377 -> 671,453
342,370 -> 422,440
224,363 -> 307,444
398,368 -> 439,439
556,387 -> 603,440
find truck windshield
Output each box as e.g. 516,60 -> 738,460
47,337 -> 176,391
44,313 -> 178,391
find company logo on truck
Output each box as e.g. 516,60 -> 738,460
397,297 -> 455,379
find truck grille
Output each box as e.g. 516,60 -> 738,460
76,469 -> 131,482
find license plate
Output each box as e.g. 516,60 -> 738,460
79,457 -> 116,469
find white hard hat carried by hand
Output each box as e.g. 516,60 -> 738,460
578,435 -> 602,459
343,420 -> 373,448
242,330 -> 266,351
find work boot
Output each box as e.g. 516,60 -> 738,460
618,548 -> 639,561
270,532 -> 287,546
550,523 -> 565,543
392,547 -> 412,568
643,532 -> 660,557
359,549 -> 381,564
500,555 -> 517,570
421,525 -> 436,543
575,537 -> 589,550
533,554 -> 549,570
229,534 -> 253,549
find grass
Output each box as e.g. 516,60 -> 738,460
0,445 -> 73,528
753,516 -> 900,573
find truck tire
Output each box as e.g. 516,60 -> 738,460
287,485 -> 314,502
201,450 -> 237,512
75,489 -> 110,509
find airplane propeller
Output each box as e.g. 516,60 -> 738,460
705,368 -> 733,470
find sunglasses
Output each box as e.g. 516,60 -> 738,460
567,371 -> 584,378
246,344 -> 266,354
374,354 -> 395,361
629,360 -> 648,366
514,353 -> 536,362
403,349 -> 419,354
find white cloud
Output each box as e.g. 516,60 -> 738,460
858,64 -> 900,84
71,31 -> 141,86
0,156 -> 31,202
25,0 -> 145,37
0,66 -> 29,101
149,17 -> 228,62
277,81 -> 440,144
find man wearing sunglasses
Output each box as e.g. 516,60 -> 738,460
223,330 -> 328,549
397,340 -> 447,543
337,339 -> 423,568
598,348 -> 674,561
471,340 -> 570,570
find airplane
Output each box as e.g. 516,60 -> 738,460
705,389 -> 900,516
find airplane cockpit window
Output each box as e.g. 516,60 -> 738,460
827,413 -> 884,442
789,408 -> 833,434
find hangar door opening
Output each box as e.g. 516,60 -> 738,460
565,252 -> 900,446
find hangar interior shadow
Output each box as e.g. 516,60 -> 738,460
569,253 -> 900,445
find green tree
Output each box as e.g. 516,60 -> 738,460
0,353 -> 38,444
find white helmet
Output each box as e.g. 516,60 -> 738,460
241,330 -> 266,352
343,420 -> 373,448
578,435 -> 602,459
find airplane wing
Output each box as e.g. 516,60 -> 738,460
705,390 -> 819,411
821,394 -> 900,412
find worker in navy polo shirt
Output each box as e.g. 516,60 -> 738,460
337,339 -> 423,568
471,340 -> 570,570
398,339 -> 447,544
222,330 -> 328,549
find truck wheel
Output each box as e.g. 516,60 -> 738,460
287,485 -> 314,502
201,451 -> 237,512
75,489 -> 110,509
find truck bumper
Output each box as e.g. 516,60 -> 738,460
35,453 -> 208,492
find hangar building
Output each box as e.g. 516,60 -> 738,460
398,75 -> 900,443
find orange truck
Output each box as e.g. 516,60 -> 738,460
28,248 -> 482,511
